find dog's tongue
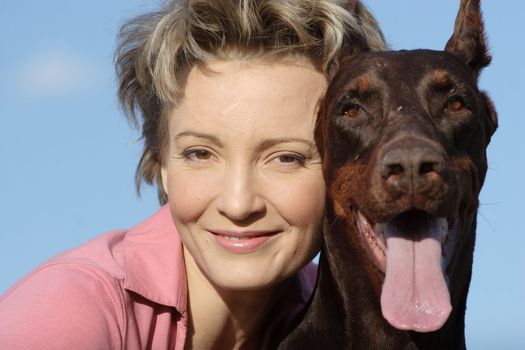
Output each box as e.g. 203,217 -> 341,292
380,217 -> 451,332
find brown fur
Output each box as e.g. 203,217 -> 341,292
276,1 -> 496,349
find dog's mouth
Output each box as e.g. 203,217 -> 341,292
356,209 -> 458,333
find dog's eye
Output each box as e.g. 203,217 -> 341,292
445,96 -> 465,113
341,102 -> 361,119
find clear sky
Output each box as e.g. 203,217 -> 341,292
0,1 -> 523,349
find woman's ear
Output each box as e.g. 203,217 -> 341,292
161,166 -> 169,196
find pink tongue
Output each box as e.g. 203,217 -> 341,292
380,222 -> 451,332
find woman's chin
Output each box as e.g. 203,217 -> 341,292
204,259 -> 288,293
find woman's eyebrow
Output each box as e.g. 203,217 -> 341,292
175,131 -> 223,147
259,138 -> 317,151
175,132 -> 316,151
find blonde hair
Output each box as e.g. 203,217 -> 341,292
115,0 -> 386,204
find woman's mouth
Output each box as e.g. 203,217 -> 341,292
210,230 -> 279,254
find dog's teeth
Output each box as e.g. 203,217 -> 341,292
437,218 -> 448,245
373,223 -> 384,236
440,256 -> 449,278
373,223 -> 387,248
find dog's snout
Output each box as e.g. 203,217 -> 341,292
380,140 -> 446,194
380,148 -> 444,178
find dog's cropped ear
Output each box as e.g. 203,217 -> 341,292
445,0 -> 491,79
342,0 -> 371,56
345,0 -> 361,19
329,0 -> 371,78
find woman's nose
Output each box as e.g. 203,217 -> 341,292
215,167 -> 266,221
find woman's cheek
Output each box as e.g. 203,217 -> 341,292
166,170 -> 217,222
272,174 -> 326,228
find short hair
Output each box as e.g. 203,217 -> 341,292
115,0 -> 386,204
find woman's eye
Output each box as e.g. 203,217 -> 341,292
271,153 -> 306,168
279,154 -> 303,163
183,149 -> 213,161
445,96 -> 466,113
341,102 -> 361,118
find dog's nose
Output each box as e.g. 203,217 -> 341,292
379,141 -> 445,194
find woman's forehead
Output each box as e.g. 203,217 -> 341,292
182,59 -> 326,104
165,59 -> 326,142
175,60 -> 324,110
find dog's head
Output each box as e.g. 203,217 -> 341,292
318,0 -> 497,333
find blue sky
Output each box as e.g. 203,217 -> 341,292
0,1 -> 523,348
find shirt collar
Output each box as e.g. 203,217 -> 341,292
123,205 -> 187,314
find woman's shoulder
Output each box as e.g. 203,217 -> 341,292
0,206 -> 187,349
0,205 -> 179,310
0,220 -> 135,349
0,227 -> 131,309
0,248 -> 127,349
29,205 -> 176,284
50,228 -> 129,280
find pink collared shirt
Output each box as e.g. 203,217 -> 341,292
0,206 -> 317,349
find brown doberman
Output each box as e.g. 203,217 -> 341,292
277,0 -> 497,349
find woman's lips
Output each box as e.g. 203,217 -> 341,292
210,230 -> 279,254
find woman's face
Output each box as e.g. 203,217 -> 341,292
162,58 -> 327,291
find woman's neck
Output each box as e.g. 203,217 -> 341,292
183,249 -> 282,350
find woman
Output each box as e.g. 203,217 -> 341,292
0,0 -> 385,348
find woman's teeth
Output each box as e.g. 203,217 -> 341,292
225,235 -> 250,241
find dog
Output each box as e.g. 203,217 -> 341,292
277,0 -> 497,349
